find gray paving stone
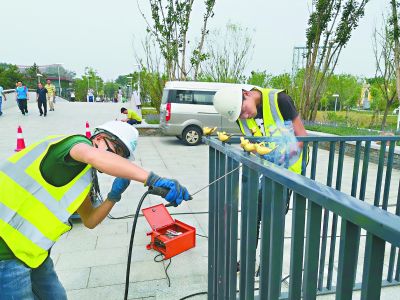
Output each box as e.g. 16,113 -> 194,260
56,267 -> 91,290
57,247 -> 129,270
88,262 -> 166,288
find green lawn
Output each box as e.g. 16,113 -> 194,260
315,111 -> 398,131
305,124 -> 380,136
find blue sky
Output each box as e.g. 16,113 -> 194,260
0,0 -> 387,80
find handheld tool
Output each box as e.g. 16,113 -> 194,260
162,164 -> 242,207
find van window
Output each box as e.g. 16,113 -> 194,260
193,91 -> 215,105
175,90 -> 193,104
172,90 -> 216,105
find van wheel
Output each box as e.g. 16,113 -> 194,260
183,126 -> 202,146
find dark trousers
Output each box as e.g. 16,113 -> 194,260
38,99 -> 47,115
127,119 -> 142,125
256,189 -> 291,249
18,99 -> 28,114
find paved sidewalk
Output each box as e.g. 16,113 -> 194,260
0,101 -> 399,299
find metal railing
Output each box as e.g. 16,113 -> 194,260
204,135 -> 400,300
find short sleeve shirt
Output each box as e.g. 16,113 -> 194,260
15,86 -> 28,99
45,84 -> 56,96
127,109 -> 142,122
36,88 -> 48,101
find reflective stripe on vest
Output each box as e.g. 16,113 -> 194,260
238,88 -> 303,174
0,135 -> 92,268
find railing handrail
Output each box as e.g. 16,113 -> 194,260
204,136 -> 400,247
228,135 -> 400,143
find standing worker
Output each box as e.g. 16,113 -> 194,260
15,81 -> 29,115
213,86 -> 307,268
0,121 -> 190,299
45,79 -> 56,111
0,84 -> 7,116
36,82 -> 48,116
121,107 -> 142,125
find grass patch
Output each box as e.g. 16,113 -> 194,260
305,124 -> 380,136
145,119 -> 160,124
315,111 -> 398,131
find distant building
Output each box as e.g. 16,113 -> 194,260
17,64 -> 75,97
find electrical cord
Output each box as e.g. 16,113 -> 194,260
178,275 -> 290,300
154,253 -> 172,287
124,190 -> 151,300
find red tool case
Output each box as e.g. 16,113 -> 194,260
142,204 -> 196,259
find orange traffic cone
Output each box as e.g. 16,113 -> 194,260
15,126 -> 26,152
85,121 -> 91,139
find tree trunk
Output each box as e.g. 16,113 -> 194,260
381,102 -> 391,131
391,0 -> 400,105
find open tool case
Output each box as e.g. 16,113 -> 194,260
142,204 -> 196,259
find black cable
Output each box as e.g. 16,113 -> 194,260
196,233 -> 208,238
153,253 -> 172,287
179,292 -> 208,299
124,190 -> 150,300
178,275 -> 290,300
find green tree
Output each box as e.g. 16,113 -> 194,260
201,23 -> 254,83
0,64 -> 24,89
141,0 -> 215,80
24,63 -> 41,88
372,18 -> 398,130
324,74 -> 362,110
247,71 -> 271,87
103,81 -> 119,100
300,0 -> 369,121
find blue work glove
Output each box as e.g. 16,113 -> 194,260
107,177 -> 131,203
145,171 -> 191,206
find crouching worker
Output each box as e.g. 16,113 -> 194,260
0,121 -> 190,299
121,107 -> 142,125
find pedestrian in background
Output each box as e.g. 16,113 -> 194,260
87,88 -> 94,102
70,90 -> 75,102
15,81 -> 29,115
0,85 -> 7,116
117,87 -> 122,103
36,83 -> 48,117
45,79 -> 56,111
120,107 -> 142,125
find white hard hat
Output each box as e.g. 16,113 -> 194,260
213,86 -> 244,122
93,121 -> 139,160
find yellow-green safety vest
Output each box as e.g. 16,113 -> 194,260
0,135 -> 92,268
238,88 -> 303,174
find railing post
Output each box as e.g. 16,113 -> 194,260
267,182 -> 286,300
361,234 -> 386,300
288,193 -> 306,300
208,147 -> 217,300
303,200 -> 322,300
226,158 -> 240,299
216,152 -> 227,298
259,177 -> 273,299
239,165 -> 258,299
336,220 -> 359,300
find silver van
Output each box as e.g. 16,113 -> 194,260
160,81 -> 251,145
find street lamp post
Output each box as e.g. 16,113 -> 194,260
36,73 -> 43,84
131,64 -> 141,102
126,76 -> 133,98
56,64 -> 62,96
333,94 -> 339,112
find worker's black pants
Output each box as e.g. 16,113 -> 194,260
18,99 -> 28,115
127,119 -> 142,125
38,99 -> 47,116
256,189 -> 290,249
